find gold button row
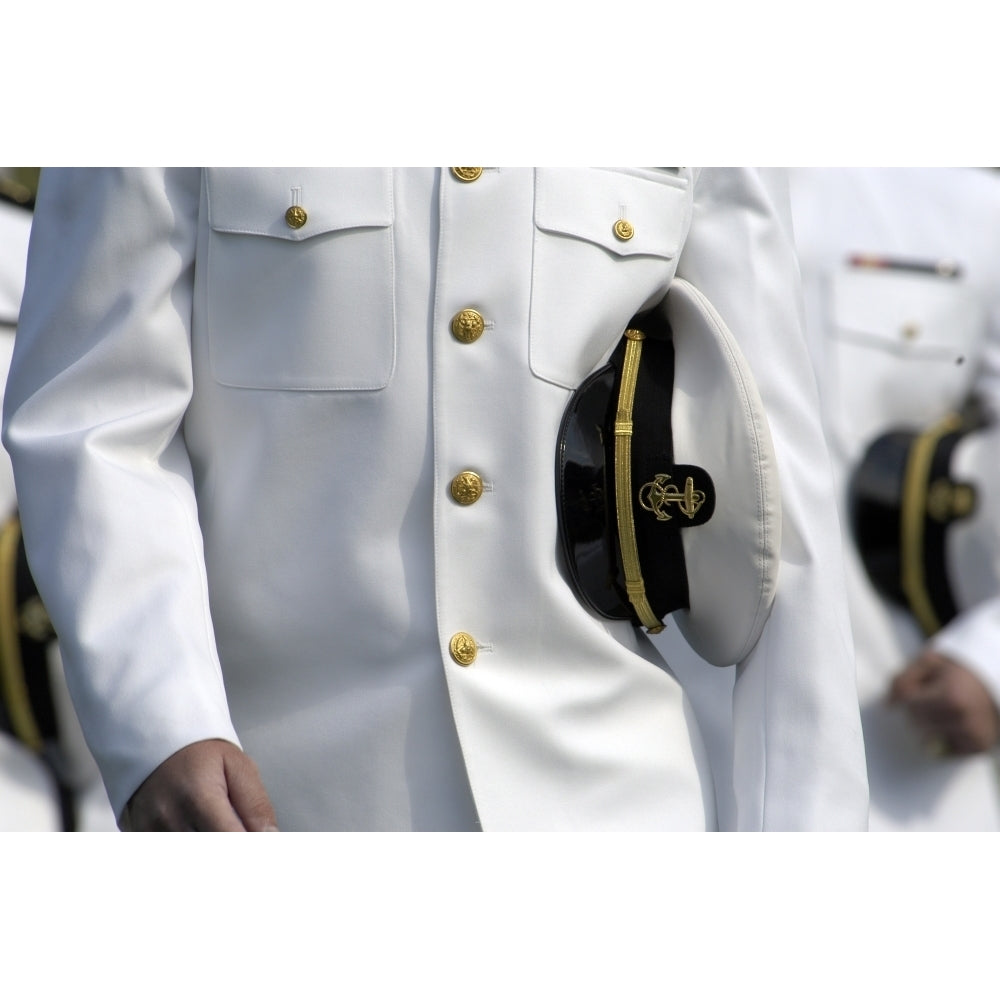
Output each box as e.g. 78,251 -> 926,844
447,170 -> 487,667
282,175 -> 632,254
283,167 -> 484,229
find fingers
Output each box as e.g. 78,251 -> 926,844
887,652 -> 942,704
223,746 -> 280,832
889,651 -> 1000,757
125,739 -> 278,831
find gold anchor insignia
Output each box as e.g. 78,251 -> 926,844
638,473 -> 706,521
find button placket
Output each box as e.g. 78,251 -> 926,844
449,175 -> 491,516
436,169 -> 527,674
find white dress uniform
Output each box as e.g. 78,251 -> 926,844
0,192 -> 118,832
0,194 -> 61,831
788,167 -> 1000,831
3,168 -> 868,831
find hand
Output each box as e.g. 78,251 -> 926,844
887,650 -> 1000,756
123,739 -> 279,831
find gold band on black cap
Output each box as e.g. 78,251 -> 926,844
0,516 -> 43,751
900,413 -> 964,636
852,411 -> 979,638
557,309 -> 716,633
614,329 -> 665,633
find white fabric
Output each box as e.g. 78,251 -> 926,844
666,278 -> 781,667
945,425 -> 1000,614
0,732 -> 60,831
0,194 -> 117,832
0,199 -> 31,328
3,168 -> 868,831
788,166 -> 1000,831
0,198 -> 30,517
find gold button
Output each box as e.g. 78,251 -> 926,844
285,205 -> 308,229
451,308 -> 486,344
18,596 -> 54,643
613,219 -> 634,241
449,632 -> 478,666
928,479 -> 977,522
451,167 -> 483,182
451,471 -> 484,505
901,322 -> 920,341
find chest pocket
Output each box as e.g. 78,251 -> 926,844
204,168 -> 395,390
529,168 -> 691,389
827,264 -> 985,456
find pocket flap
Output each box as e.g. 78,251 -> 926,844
534,168 -> 687,259
831,265 -> 985,355
206,167 -> 393,241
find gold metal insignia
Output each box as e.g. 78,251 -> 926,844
926,478 -> 976,522
639,473 -> 706,522
18,597 -> 54,644
451,167 -> 484,182
613,219 -> 635,241
450,471 -> 484,505
285,205 -> 308,229
451,308 -> 486,344
449,632 -> 478,666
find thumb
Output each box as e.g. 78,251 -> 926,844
223,747 -> 280,831
888,653 -> 940,704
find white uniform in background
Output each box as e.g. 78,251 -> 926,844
788,166 -> 1000,831
4,168 -> 868,831
0,190 -> 117,832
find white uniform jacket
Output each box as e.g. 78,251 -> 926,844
3,168 -> 868,831
789,167 -> 1000,831
0,195 -> 59,831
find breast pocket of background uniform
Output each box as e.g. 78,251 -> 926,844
827,264 -> 986,450
204,167 -> 396,391
529,168 -> 692,390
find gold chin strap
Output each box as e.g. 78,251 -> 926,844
614,329 -> 664,633
0,516 -> 43,751
899,413 -> 962,637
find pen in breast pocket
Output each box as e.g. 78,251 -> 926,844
848,253 -> 963,279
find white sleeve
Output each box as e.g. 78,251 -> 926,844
932,197 -> 1000,707
1,168 -> 240,821
675,167 -> 869,830
974,242 -> 1000,422
930,597 -> 1000,708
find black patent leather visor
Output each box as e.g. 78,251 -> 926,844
557,360 -> 631,619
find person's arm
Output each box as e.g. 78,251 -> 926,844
2,168 -> 275,829
888,597 -> 1000,756
674,167 -> 869,830
891,220 -> 1000,757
